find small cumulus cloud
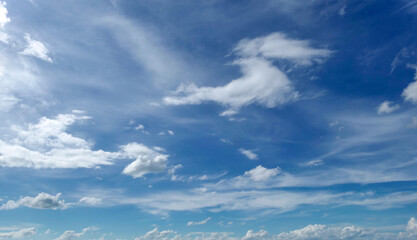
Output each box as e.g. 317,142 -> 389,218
187,217 -> 211,226
377,100 -> 400,114
239,149 -> 258,160
21,34 -> 53,63
0,227 -> 36,239
244,165 -> 280,181
0,193 -> 67,210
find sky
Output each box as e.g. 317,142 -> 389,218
1,0 -> 417,239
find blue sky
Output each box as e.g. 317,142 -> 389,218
1,0 -> 417,239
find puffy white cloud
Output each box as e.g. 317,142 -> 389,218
0,112 -> 118,169
164,57 -> 298,112
135,124 -> 145,130
233,33 -> 331,65
277,224 -> 375,240
0,227 -> 36,239
187,217 -> 211,226
402,65 -> 417,103
239,149 -> 258,160
133,218 -> 417,240
242,230 -> 269,240
55,227 -> 93,240
244,165 -> 280,181
405,217 -> 417,234
0,1 -> 10,28
21,34 -> 53,63
0,112 -> 170,178
377,100 -> 400,114
163,32 -> 330,115
121,143 -> 169,178
0,193 -> 66,210
135,228 -> 176,240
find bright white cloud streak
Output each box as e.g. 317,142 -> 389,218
163,32 -> 331,115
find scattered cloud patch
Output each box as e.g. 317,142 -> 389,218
164,32 -> 331,115
121,143 -> 169,178
377,100 -> 400,114
0,193 -> 66,210
298,159 -> 323,167
244,165 -> 280,181
78,197 -> 102,206
233,32 -> 331,65
187,217 -> 211,226
55,227 -> 94,240
0,112 -> 118,169
135,124 -> 145,130
0,227 -> 36,239
21,34 -> 53,63
0,1 -> 10,28
135,228 -> 176,240
402,65 -> 417,103
0,112 -> 169,178
239,149 -> 258,160
133,217 -> 417,239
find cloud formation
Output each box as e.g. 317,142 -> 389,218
0,111 -> 170,178
0,1 -> 10,28
21,34 -> 53,63
243,165 -> 280,181
0,227 -> 36,239
402,65 -> 417,103
55,227 -> 93,240
377,100 -> 400,114
121,143 -> 169,178
239,149 -> 258,160
133,217 -> 417,240
164,32 -> 331,115
187,217 -> 211,226
0,192 -> 66,210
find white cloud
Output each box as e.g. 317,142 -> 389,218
0,227 -> 36,239
377,100 -> 400,114
55,227 -> 93,240
0,32 -> 8,44
0,112 -> 118,169
164,57 -> 298,112
233,32 -> 331,64
0,112 -> 169,178
406,217 -> 417,233
21,34 -> 53,63
244,165 -> 280,181
78,197 -> 102,206
0,1 -> 10,28
167,130 -> 174,135
277,224 -> 375,240
135,124 -> 145,130
135,228 -> 176,240
121,143 -> 169,178
0,193 -> 66,210
402,65 -> 417,103
298,159 -> 323,167
239,149 -> 258,160
164,32 -> 330,114
132,218 -> 417,240
187,217 -> 211,226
